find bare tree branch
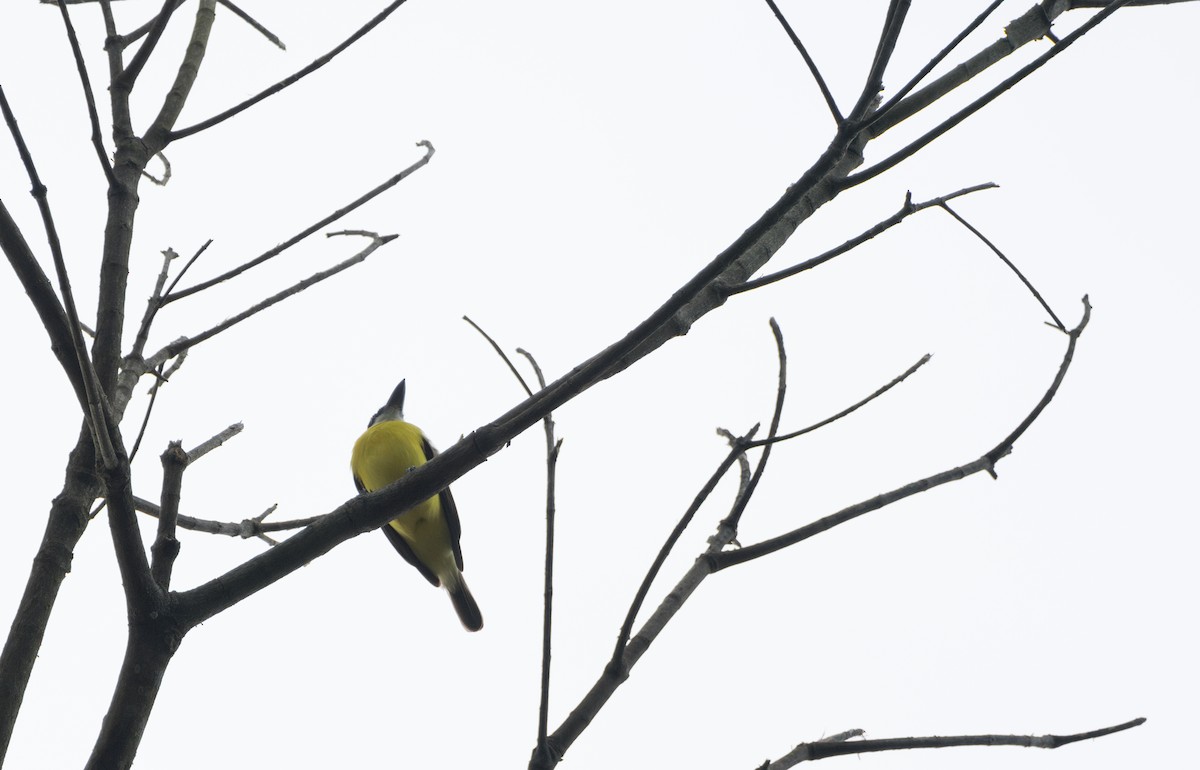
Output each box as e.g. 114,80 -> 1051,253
163,142 -> 433,304
117,0 -> 185,90
465,315 -> 535,397
169,0 -> 413,140
731,183 -> 996,295
751,353 -> 931,448
846,0 -> 911,122
939,202 -> 1065,330
515,348 -> 562,770
133,497 -> 315,540
143,0 -> 217,151
0,84 -> 117,468
844,0 -> 1136,187
217,0 -> 285,49
711,298 -> 1091,572
760,0 -> 841,123
187,422 -> 244,462
868,1 -> 1005,130
764,717 -> 1145,767
150,442 -> 187,589
53,0 -> 116,185
0,200 -> 84,405
147,231 -> 398,367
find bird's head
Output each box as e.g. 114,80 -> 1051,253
368,379 -> 406,426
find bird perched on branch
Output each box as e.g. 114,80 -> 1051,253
350,379 -> 483,632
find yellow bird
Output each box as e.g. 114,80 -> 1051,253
350,379 -> 482,632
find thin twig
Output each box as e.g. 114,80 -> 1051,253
732,183 -> 997,295
164,142 -> 433,304
217,0 -> 285,49
517,348 -> 561,769
170,0 -> 412,140
131,248 -> 178,361
147,231 -> 398,367
128,363 -> 165,463
464,315 -> 534,397
721,318 -> 788,532
133,497 -> 314,539
939,201 -> 1065,330
751,354 -> 931,447
162,238 -> 213,298
54,0 -> 116,185
766,717 -> 1145,766
716,427 -> 755,509
761,0 -> 841,123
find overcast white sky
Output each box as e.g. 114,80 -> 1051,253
1,1 -> 1198,768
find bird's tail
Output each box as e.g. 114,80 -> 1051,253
444,572 -> 483,632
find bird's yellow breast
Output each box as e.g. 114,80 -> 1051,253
351,420 -> 429,493
351,420 -> 453,577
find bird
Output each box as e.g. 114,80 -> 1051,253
350,379 -> 483,632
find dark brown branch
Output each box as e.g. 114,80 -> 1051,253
761,0 -> 841,123
769,717 -> 1145,765
732,183 -> 997,295
150,442 -> 187,589
54,0 -> 116,184
148,231 -> 398,367
843,0 -> 1136,187
939,202 -> 1065,330
170,0 -> 412,140
711,298 -> 1091,573
163,142 -> 433,303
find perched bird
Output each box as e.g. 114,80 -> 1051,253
350,380 -> 483,632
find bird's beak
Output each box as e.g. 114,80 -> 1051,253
386,379 -> 406,413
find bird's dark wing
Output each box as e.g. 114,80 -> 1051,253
423,435 -> 464,571
353,472 -> 367,495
